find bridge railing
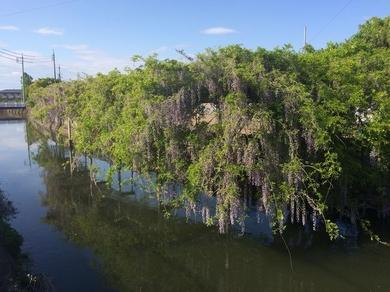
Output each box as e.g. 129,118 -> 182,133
0,102 -> 26,108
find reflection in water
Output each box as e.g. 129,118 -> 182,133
1,120 -> 389,291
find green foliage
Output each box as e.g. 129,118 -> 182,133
27,17 -> 390,240
325,220 -> 339,241
0,220 -> 23,257
21,72 -> 33,98
0,189 -> 23,257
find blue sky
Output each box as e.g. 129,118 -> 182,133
0,0 -> 389,89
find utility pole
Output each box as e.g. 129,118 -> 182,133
58,65 -> 62,81
21,54 -> 25,103
52,50 -> 57,80
304,25 -> 307,47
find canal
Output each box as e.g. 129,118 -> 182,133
0,120 -> 389,291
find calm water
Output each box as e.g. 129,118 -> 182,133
0,120 -> 389,292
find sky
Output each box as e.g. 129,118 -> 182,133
0,0 -> 389,89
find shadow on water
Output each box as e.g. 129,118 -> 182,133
0,120 -> 389,291
26,122 -> 390,292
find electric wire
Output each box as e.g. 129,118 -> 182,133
0,48 -> 51,60
0,52 -> 17,62
0,49 -> 52,63
0,52 -> 51,64
309,0 -> 354,42
0,0 -> 80,18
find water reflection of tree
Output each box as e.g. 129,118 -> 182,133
25,120 -> 56,146
32,141 -> 390,292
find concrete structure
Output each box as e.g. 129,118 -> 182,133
0,89 -> 22,101
0,89 -> 26,117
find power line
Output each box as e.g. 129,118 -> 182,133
0,50 -> 19,59
0,51 -> 51,64
0,48 -> 51,60
0,0 -> 80,18
309,0 -> 354,42
0,51 -> 50,63
21,58 -> 52,63
0,47 -> 60,93
0,47 -> 52,60
0,49 -> 51,63
0,52 -> 17,62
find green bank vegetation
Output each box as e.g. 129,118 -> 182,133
0,188 -> 56,291
27,17 -> 390,240
31,141 -> 389,291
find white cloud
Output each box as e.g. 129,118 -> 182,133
0,25 -> 19,31
55,44 -> 97,61
0,125 -> 27,151
34,27 -> 63,36
201,26 -> 237,35
150,46 -> 169,54
54,44 -> 129,79
57,44 -> 88,51
0,42 -> 130,88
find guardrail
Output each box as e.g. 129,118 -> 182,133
0,102 -> 26,109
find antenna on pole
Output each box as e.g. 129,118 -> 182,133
52,50 -> 57,80
58,65 -> 62,81
304,25 -> 307,47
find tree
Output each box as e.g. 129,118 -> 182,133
21,72 -> 33,98
26,17 -> 390,241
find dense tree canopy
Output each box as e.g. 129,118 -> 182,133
28,17 -> 390,240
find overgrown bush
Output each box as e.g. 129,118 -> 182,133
28,17 -> 390,240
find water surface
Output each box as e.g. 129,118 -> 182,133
0,120 -> 389,291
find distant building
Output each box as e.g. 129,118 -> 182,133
0,89 -> 22,100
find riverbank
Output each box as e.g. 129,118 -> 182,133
0,119 -> 389,291
26,17 -> 390,242
0,243 -> 14,290
0,188 -> 55,292
25,113 -> 390,249
0,190 -> 23,291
